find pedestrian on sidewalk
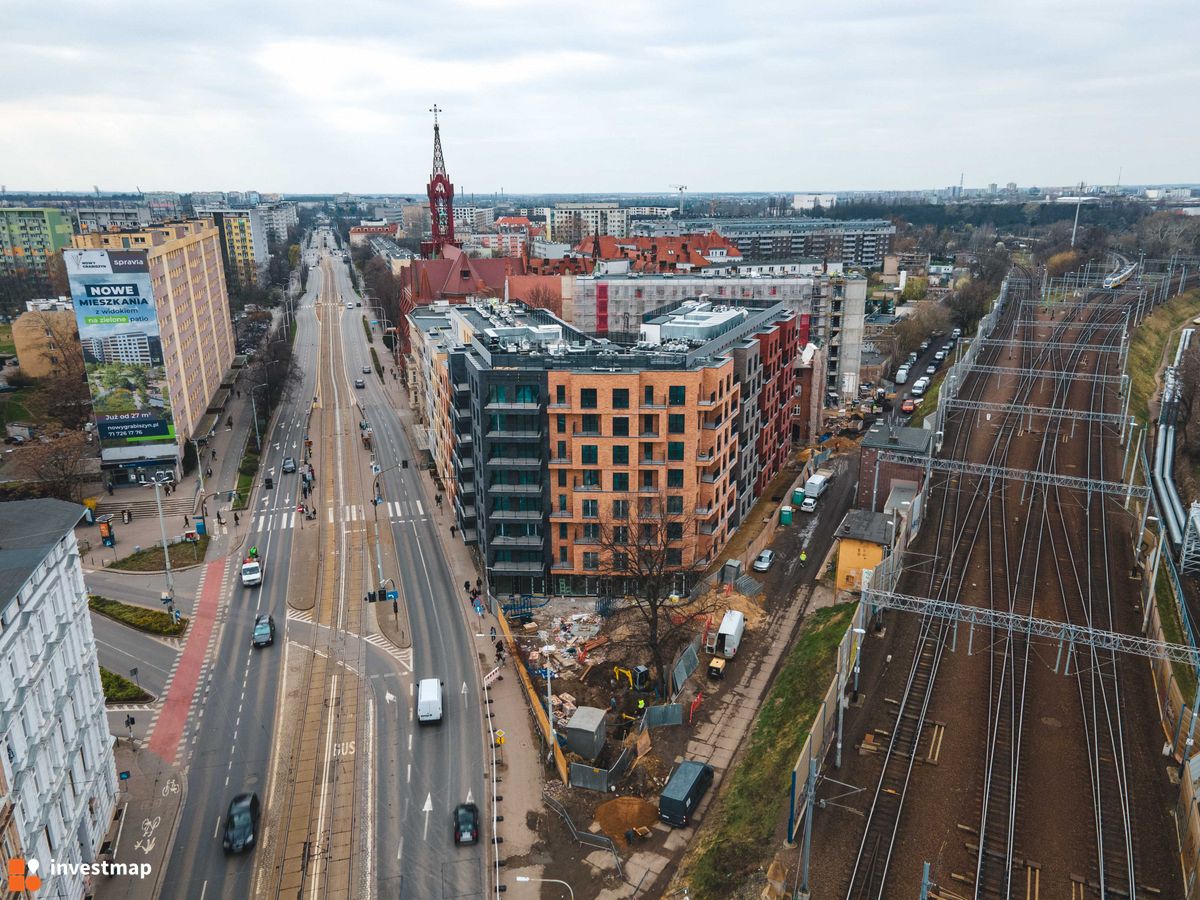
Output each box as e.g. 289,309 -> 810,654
450,525 -> 457,538
234,512 -> 240,526
211,449 -> 217,461
489,626 -> 496,641
183,515 -> 189,527
205,467 -> 212,478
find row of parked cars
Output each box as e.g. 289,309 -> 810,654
895,328 -> 963,406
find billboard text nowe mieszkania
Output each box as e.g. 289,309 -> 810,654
65,249 -> 174,449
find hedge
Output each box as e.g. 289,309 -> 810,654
99,666 -> 152,703
362,316 -> 374,343
89,594 -> 188,636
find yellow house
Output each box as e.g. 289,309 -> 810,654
835,509 -> 894,592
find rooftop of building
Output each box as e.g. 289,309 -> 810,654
634,217 -> 897,235
0,499 -> 84,614
24,297 -> 73,312
862,422 -> 933,454
71,219 -> 217,249
575,268 -> 866,283
884,481 -> 919,515
368,236 -> 414,260
836,508 -> 893,546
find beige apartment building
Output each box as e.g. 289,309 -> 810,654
71,221 -> 237,473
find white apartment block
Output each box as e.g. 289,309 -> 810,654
0,500 -> 117,900
452,207 -> 495,234
570,272 -> 867,400
544,203 -> 630,242
258,202 -> 299,243
792,193 -> 838,211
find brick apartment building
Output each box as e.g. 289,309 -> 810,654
856,422 -> 932,512
408,297 -> 798,596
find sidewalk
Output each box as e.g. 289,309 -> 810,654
374,369 -> 547,884
93,742 -> 185,900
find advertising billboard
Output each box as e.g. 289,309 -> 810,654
65,249 -> 174,449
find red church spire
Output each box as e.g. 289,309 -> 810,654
422,104 -> 457,258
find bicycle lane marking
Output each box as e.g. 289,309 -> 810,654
148,556 -> 225,764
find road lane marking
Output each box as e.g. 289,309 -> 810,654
213,816 -> 221,839
416,500 -> 424,515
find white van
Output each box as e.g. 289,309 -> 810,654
895,367 -> 909,385
417,678 -> 443,725
911,377 -> 930,398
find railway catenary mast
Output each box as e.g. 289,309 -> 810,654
422,104 -> 459,259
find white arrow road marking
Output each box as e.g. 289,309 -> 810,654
385,691 -> 396,705
466,789 -> 473,804
461,682 -> 468,707
422,793 -> 433,841
397,837 -> 403,863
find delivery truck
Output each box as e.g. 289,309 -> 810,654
804,468 -> 834,500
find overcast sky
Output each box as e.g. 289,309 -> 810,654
4,0 -> 1196,195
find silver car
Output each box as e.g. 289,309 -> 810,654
753,549 -> 776,572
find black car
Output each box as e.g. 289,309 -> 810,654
222,792 -> 260,853
252,614 -> 275,647
453,802 -> 479,845
282,456 -> 297,474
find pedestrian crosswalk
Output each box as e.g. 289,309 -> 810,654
249,500 -> 428,534
285,610 -> 412,671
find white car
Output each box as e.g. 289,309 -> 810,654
346,302 -> 354,309
800,497 -> 818,513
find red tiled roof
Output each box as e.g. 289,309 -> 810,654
573,231 -> 740,272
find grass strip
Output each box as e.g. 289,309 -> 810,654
1155,566 -> 1198,708
362,315 -> 374,344
1128,288 -> 1200,425
682,602 -> 856,896
89,594 -> 188,637
107,536 -> 210,572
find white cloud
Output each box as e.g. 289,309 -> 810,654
1,0 -> 1197,191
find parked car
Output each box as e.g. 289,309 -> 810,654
800,496 -> 818,513
926,364 -> 937,375
252,614 -> 275,647
222,793 -> 260,853
281,456 -> 297,474
752,549 -> 776,572
901,398 -> 916,414
453,803 -> 480,845
934,350 -> 947,362
919,339 -> 931,351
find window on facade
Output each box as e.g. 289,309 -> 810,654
613,444 -> 629,465
668,442 -> 685,461
556,384 -> 566,404
644,385 -> 655,405
558,494 -> 567,512
612,550 -> 628,569
582,470 -> 600,487
581,414 -> 600,434
559,546 -> 568,563
559,523 -> 568,539
667,468 -> 684,488
669,385 -> 686,405
557,414 -> 566,434
666,548 -> 683,566
582,445 -> 598,465
612,499 -> 629,519
582,523 -> 600,542
517,384 -> 537,404
557,470 -> 567,487
668,413 -> 685,434
641,414 -> 657,435
640,523 -> 656,543
581,387 -> 597,408
640,470 -> 655,489
613,525 -> 629,544
582,499 -> 599,518
612,472 -> 629,491
612,388 -> 629,409
613,417 -> 629,437
583,552 -> 599,570
667,495 -> 684,514
667,522 -> 684,540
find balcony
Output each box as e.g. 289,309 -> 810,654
489,559 -> 547,574
572,427 -> 602,437
549,455 -> 572,465
490,534 -> 543,548
551,560 -> 573,571
550,510 -> 573,519
485,400 -> 541,413
637,486 -> 659,494
640,403 -> 666,410
490,508 -> 542,521
489,455 -> 542,467
699,521 -> 719,535
639,457 -> 665,466
694,505 -> 718,519
485,429 -> 542,441
700,473 -> 718,484
488,482 -> 542,495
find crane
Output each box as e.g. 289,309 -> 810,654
669,184 -> 687,217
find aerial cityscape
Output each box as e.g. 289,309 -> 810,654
2,3 -> 1200,900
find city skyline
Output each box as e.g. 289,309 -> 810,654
4,0 -> 1197,194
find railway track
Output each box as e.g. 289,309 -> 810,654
844,260 -> 1182,898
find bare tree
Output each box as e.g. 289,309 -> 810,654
596,493 -> 719,695
22,310 -> 92,430
20,431 -> 95,503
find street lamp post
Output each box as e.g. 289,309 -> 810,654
515,876 -> 574,899
190,438 -> 206,497
151,481 -> 175,612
